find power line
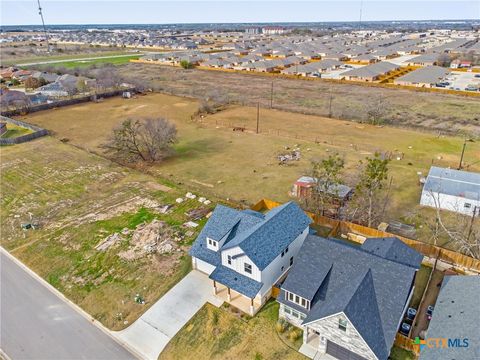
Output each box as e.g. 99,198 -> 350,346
37,0 -> 51,52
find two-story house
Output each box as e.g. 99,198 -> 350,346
189,201 -> 312,315
278,236 -> 423,360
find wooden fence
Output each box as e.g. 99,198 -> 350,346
252,199 -> 480,273
395,334 -> 420,356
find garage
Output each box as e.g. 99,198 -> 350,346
326,340 -> 368,360
194,257 -> 216,275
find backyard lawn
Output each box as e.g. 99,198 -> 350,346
38,54 -> 141,69
19,93 -> 480,235
160,301 -> 305,360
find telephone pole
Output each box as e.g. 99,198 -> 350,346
256,103 -> 260,134
37,0 -> 51,52
458,137 -> 467,170
270,81 -> 274,108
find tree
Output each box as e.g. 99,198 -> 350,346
24,77 -> 44,90
180,60 -> 194,69
347,152 -> 390,227
428,191 -> 480,259
310,153 -> 345,217
103,118 -> 177,162
436,53 -> 452,67
364,96 -> 387,125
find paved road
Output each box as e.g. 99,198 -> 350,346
15,53 -> 143,67
0,250 -> 136,360
116,270 -> 223,360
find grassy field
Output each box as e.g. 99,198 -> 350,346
37,54 -> 141,69
160,301 -> 305,360
0,136 -> 217,330
19,93 -> 480,234
118,63 -> 480,135
1,123 -> 33,139
3,49 -> 134,65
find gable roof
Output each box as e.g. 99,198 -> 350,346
222,202 -> 312,270
361,237 -> 424,268
423,166 -> 480,202
281,235 -> 420,360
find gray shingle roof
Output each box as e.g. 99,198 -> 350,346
395,65 -> 450,85
281,236 -> 421,360
423,166 -> 480,202
222,202 -> 312,270
361,237 -> 424,268
210,265 -> 263,298
342,61 -> 399,78
421,276 -> 480,360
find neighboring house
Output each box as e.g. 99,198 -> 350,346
190,202 -> 312,315
420,166 -> 480,216
394,65 -> 450,88
342,61 -> 399,82
420,275 -> 480,360
0,88 -> 31,108
278,236 -> 422,360
37,82 -> 69,97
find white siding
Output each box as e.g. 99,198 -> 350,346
420,190 -> 479,216
206,237 -> 219,251
221,246 -> 261,281
259,227 -> 309,297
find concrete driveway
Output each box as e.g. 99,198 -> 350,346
115,270 -> 223,360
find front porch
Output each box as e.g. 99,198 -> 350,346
213,281 -> 262,316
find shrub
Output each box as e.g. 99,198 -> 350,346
275,319 -> 288,333
288,329 -> 301,342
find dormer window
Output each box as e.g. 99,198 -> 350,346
227,255 -> 232,265
244,263 -> 252,274
206,237 -> 218,251
339,318 -> 348,331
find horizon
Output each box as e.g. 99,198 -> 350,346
1,1 -> 479,26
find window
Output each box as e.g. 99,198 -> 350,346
292,310 -> 299,318
465,203 -> 472,208
285,246 -> 289,254
339,318 -> 348,331
281,266 -> 284,271
227,255 -> 232,265
301,298 -> 306,307
208,239 -> 212,245
244,263 -> 252,274
300,313 -> 306,320
289,292 -> 294,301
281,246 -> 289,257
290,256 -> 294,266
295,295 -> 300,304
284,307 -> 291,315
281,250 -> 285,257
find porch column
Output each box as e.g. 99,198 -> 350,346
303,326 -> 308,343
227,287 -> 231,302
213,280 -> 217,295
249,298 -> 254,316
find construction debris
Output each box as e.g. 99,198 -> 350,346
186,207 -> 211,220
278,150 -> 301,164
118,220 -> 177,260
183,221 -> 199,228
96,232 -> 123,251
176,198 -> 184,203
185,192 -> 197,199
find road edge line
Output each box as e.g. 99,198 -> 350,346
0,246 -> 144,360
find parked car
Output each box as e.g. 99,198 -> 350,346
474,74 -> 480,78
465,86 -> 479,92
400,322 -> 411,336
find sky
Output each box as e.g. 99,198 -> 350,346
1,1 -> 479,26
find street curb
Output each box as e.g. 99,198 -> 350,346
0,247 -> 143,360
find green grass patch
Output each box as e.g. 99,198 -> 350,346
1,124 -> 33,139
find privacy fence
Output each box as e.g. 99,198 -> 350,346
252,198 -> 480,274
0,116 -> 48,145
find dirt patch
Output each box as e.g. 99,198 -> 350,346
118,220 -> 179,261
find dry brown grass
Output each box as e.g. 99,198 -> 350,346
18,93 -> 480,231
118,63 -> 480,135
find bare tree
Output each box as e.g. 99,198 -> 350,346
364,96 -> 387,125
428,190 -> 480,259
103,118 -> 177,162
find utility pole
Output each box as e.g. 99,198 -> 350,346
270,81 -> 274,108
37,0 -> 51,52
256,103 -> 260,134
458,137 -> 467,170
467,206 -> 478,242
328,87 -> 334,118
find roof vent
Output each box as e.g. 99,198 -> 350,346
234,277 -> 237,281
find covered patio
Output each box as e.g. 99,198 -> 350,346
210,264 -> 264,316
213,282 -> 262,316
